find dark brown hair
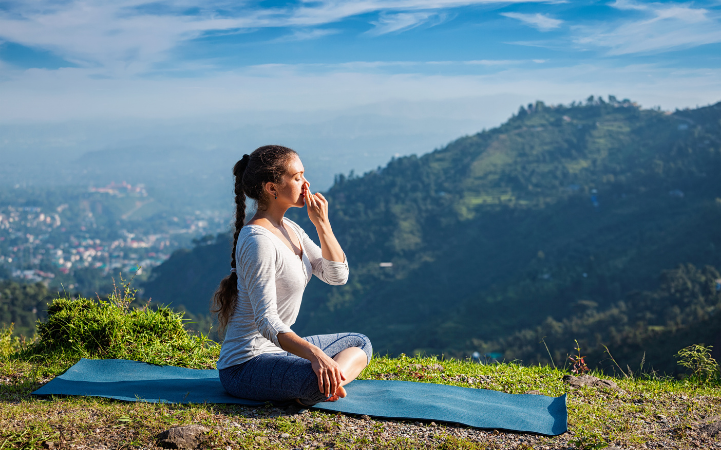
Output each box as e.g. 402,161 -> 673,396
211,145 -> 298,335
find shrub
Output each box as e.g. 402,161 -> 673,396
676,344 -> 719,383
25,296 -> 220,369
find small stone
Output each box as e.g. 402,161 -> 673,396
562,374 -> 618,390
430,422 -> 437,427
254,436 -> 268,443
524,390 -> 543,395
157,425 -> 209,449
41,442 -> 55,449
281,433 -> 291,438
361,415 -> 371,421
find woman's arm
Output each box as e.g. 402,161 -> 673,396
305,187 -> 344,262
277,332 -> 345,398
298,190 -> 349,285
240,236 -> 293,346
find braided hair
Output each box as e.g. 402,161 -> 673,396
212,145 -> 298,335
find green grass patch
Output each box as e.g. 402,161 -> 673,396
1,296 -> 721,449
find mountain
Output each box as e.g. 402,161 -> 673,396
142,98 -> 721,372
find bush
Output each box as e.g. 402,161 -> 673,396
25,296 -> 220,369
676,344 -> 719,383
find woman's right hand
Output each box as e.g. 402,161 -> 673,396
311,348 -> 346,398
277,332 -> 346,398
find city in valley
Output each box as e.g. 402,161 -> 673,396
0,181 -> 230,293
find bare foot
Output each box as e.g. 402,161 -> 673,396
323,386 -> 347,402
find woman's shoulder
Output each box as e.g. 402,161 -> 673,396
237,225 -> 278,251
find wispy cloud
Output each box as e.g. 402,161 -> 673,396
365,11 -> 449,36
0,0 -> 560,75
274,28 -> 341,42
574,1 -> 721,55
501,12 -> 563,31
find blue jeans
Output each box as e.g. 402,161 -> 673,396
219,332 -> 372,406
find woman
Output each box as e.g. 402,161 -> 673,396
213,145 -> 372,406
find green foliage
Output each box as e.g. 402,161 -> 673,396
108,268 -> 142,311
489,264 -> 721,376
21,293 -> 220,369
676,344 -> 719,383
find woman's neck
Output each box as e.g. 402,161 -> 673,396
251,204 -> 289,229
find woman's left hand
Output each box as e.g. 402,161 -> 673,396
305,182 -> 329,228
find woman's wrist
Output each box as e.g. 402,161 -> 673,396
308,345 -> 327,362
314,221 -> 332,234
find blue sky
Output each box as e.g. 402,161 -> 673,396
1,0 -> 720,187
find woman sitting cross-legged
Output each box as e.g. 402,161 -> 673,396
213,145 -> 372,406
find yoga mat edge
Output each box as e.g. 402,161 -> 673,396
32,359 -> 567,436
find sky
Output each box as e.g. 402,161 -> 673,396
1,0 -> 721,189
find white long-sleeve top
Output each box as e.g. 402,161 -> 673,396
216,219 -> 349,370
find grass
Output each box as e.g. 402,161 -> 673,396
1,295 -> 720,449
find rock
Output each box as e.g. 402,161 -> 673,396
157,425 -> 209,449
41,442 -> 56,449
524,390 -> 543,395
280,433 -> 291,438
562,374 -> 618,390
361,415 -> 371,421
605,447 -> 626,450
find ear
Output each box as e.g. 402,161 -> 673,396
263,181 -> 276,198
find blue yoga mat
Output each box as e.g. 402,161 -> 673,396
32,359 -> 567,436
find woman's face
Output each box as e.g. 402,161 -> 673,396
275,154 -> 309,207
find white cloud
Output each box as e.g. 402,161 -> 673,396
464,59 -> 523,65
575,1 -> 721,55
0,0 -> 559,75
365,11 -> 449,36
274,28 -> 341,42
501,12 -> 563,31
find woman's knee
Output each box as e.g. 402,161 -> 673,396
351,333 -> 373,364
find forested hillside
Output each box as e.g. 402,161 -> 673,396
143,97 -> 721,373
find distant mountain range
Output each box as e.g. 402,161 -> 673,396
143,98 -> 721,374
